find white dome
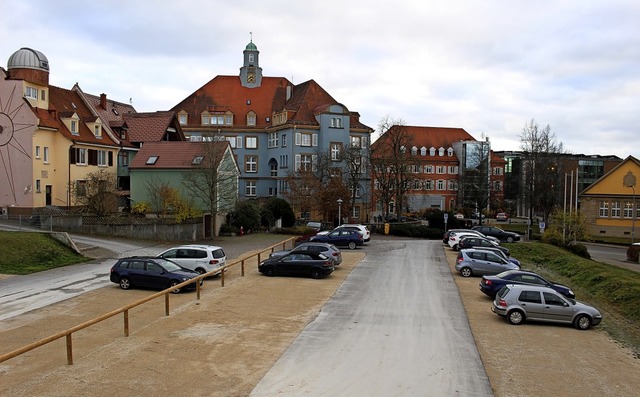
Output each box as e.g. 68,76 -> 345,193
7,47 -> 49,71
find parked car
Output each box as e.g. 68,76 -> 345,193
442,229 -> 500,245
156,245 -> 226,275
455,248 -> 519,277
495,212 -> 509,221
464,246 -> 521,267
310,229 -> 364,249
454,213 -> 465,220
317,224 -> 371,242
448,231 -> 499,250
472,226 -> 520,243
270,242 -> 342,266
258,252 -> 335,279
457,236 -> 509,256
480,270 -> 575,298
492,284 -> 602,330
305,221 -> 323,231
109,257 -> 201,293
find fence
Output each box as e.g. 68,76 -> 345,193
0,236 -> 297,366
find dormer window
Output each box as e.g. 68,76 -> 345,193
411,146 -> 417,156
94,124 -> 102,138
202,113 -> 211,125
25,86 -> 38,100
447,148 -> 454,156
330,117 -> 342,128
178,113 -> 188,125
429,147 -> 436,156
70,120 -> 79,135
438,147 -> 445,156
420,147 -> 427,156
247,111 -> 256,126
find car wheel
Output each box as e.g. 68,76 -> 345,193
348,242 -> 356,250
506,236 -> 514,243
195,268 -> 206,275
453,244 -> 459,251
574,314 -> 592,330
310,268 -> 324,279
507,309 -> 525,325
263,266 -> 276,277
169,280 -> 181,294
119,277 -> 131,290
460,267 -> 473,277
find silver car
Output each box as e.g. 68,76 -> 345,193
492,284 -> 603,330
455,248 -> 519,277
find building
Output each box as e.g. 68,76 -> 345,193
169,39 -> 373,222
0,48 -> 121,216
370,125 -> 505,218
580,156 -> 640,240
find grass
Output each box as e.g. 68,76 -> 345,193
507,241 -> 640,358
0,231 -> 87,274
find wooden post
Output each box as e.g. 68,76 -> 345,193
124,310 -> 129,337
66,334 -> 73,365
221,268 -> 225,287
241,260 -> 245,276
165,294 -> 170,316
196,279 -> 201,300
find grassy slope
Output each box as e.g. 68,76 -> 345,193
0,231 -> 87,274
507,241 -> 640,357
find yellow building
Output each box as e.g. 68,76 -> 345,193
580,156 -> 640,240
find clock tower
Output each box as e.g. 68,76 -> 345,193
240,35 -> 262,88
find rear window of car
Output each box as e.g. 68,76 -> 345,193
212,249 -> 225,259
496,285 -> 510,299
518,290 -> 542,304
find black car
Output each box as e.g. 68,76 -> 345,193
479,269 -> 575,298
309,229 -> 364,250
270,242 -> 342,266
472,226 -> 520,243
110,257 -> 201,293
258,252 -> 335,279
458,236 -> 509,256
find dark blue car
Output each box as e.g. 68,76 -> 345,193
110,257 -> 201,293
480,270 -> 575,299
310,229 -> 364,250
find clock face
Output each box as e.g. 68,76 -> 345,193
247,73 -> 255,83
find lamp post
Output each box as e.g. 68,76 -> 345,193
623,171 -> 636,244
337,198 -> 343,226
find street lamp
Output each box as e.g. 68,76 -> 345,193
623,171 -> 636,244
337,198 -> 343,226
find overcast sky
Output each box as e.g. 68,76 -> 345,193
2,0 -> 639,159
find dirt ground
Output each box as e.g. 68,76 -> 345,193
1,239 -> 639,396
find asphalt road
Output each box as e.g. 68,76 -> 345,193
251,239 -> 493,396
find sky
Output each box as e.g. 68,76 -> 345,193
2,0 -> 639,159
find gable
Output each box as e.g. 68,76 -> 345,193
582,156 -> 640,196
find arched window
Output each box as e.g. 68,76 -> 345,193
429,147 -> 436,156
438,147 -> 445,156
411,146 -> 417,155
447,148 -> 454,156
420,147 -> 427,156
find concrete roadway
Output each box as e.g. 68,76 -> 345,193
251,239 -> 493,396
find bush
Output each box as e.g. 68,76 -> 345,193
131,202 -> 151,215
627,245 -> 640,262
566,242 -> 591,259
219,224 -> 238,235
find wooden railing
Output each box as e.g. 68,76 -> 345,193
0,236 -> 297,365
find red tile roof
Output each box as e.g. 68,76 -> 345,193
171,76 -> 372,130
123,111 -> 185,143
43,85 -> 119,146
129,141 -> 228,169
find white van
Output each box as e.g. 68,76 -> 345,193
157,245 -> 226,275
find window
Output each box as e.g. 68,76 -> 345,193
410,165 -> 420,173
76,180 -> 87,196
493,167 -> 503,175
436,166 -> 445,174
424,165 -> 434,174
447,148 -> 454,156
94,125 -> 101,138
179,114 -> 187,125
438,148 -> 445,156
247,113 -> 256,126
201,114 -> 210,125
420,147 -> 427,156
282,134 -> 287,147
599,201 -> 609,217
624,202 -> 634,218
518,291 -> 542,304
279,154 -> 289,168
429,147 -> 436,156
493,181 -> 502,191
119,151 -> 129,166
43,146 -> 50,163
70,120 -> 78,135
245,156 -> 257,173
192,155 -> 204,165
611,201 -> 621,218
35,179 -> 41,193
543,292 -> 567,307
248,53 -> 254,64
97,150 -> 107,166
411,146 -> 417,156
436,180 -> 445,190
351,185 -> 362,198
246,136 -> 257,149
225,114 -> 233,125
41,89 -> 46,101
296,132 -> 316,147
146,155 -> 158,165
351,206 -> 360,219
226,136 -> 242,149
268,133 -> 279,148
25,86 -> 38,99
245,181 -> 256,197
330,117 -> 342,128
330,142 -> 342,161
424,180 -> 433,190
448,166 -> 458,174
270,162 -> 277,177
295,154 -> 314,171
35,146 -> 41,159
351,136 -> 362,148
448,180 -> 456,190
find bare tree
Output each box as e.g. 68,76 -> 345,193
70,169 -> 118,216
520,119 -> 565,224
343,144 -> 368,216
182,141 -> 238,237
370,117 -> 414,219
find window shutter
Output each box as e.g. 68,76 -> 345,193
312,154 -> 317,171
312,134 -> 318,147
295,133 -> 301,146
69,147 -> 76,163
295,154 -> 301,171
88,149 -> 97,166
108,151 -> 114,166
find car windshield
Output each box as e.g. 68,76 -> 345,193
156,259 -> 183,272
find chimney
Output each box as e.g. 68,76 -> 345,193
100,93 -> 107,109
